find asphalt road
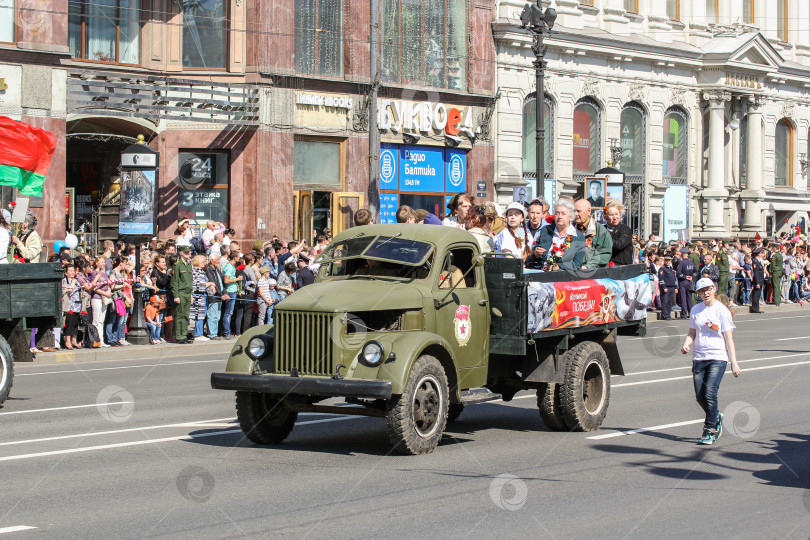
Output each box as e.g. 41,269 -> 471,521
1,312 -> 809,539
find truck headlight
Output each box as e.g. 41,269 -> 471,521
360,340 -> 384,367
247,336 -> 268,360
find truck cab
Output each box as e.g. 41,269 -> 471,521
211,224 -> 648,454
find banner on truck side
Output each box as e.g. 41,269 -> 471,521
527,274 -> 651,333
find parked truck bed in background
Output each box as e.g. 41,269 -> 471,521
211,225 -> 649,454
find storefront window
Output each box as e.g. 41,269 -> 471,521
382,0 -> 467,91
775,119 -> 792,186
573,99 -> 600,175
522,94 -> 553,176
182,0 -> 226,69
177,152 -> 230,226
294,141 -> 341,185
0,0 -> 13,43
620,104 -> 644,175
663,108 -> 688,182
69,0 -> 141,64
295,0 -> 343,77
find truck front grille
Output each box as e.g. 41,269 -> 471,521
275,311 -> 336,376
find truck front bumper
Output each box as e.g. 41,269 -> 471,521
210,373 -> 393,400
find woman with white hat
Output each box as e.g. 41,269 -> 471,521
681,277 -> 741,445
494,202 -> 531,260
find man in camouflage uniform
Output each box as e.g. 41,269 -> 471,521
716,243 -> 730,303
171,245 -> 194,343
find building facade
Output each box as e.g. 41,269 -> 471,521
1,0 -> 496,248
494,0 -> 810,241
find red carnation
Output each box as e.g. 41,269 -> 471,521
237,264 -> 246,271
9,202 -> 16,208
545,214 -> 555,224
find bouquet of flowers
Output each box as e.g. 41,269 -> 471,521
544,235 -> 572,271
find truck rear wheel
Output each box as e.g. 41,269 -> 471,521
559,341 -> 610,432
235,391 -> 298,444
537,383 -> 567,431
447,403 -> 464,422
0,335 -> 13,407
386,355 -> 449,455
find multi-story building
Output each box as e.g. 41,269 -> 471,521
0,0 -> 496,247
494,0 -> 810,241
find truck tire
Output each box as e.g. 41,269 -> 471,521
0,334 -> 13,407
386,355 -> 449,455
559,341 -> 610,432
447,403 -> 464,422
235,391 -> 298,444
537,383 -> 567,431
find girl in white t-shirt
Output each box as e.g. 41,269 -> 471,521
681,277 -> 741,445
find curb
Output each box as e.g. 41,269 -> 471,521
27,340 -> 234,366
646,301 -> 806,322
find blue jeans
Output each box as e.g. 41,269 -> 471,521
692,360 -> 726,431
206,301 -> 222,338
222,297 -> 236,337
146,322 -> 161,341
104,307 -> 119,343
194,318 -> 205,337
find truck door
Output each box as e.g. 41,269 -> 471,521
433,245 -> 488,389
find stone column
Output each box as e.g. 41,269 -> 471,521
742,96 -> 766,232
702,91 -> 731,235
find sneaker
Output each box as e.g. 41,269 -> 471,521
195,336 -> 210,341
715,413 -> 723,440
699,429 -> 715,445
100,342 -> 111,348
225,335 -> 235,340
209,336 -> 222,340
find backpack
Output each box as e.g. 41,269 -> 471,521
190,236 -> 204,255
83,323 -> 101,348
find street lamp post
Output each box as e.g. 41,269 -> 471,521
520,1 -> 556,201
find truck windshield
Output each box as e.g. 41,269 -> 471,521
321,236 -> 432,265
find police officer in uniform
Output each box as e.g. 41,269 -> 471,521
716,244 -> 730,303
676,247 -> 697,318
171,245 -> 194,343
750,247 -> 766,313
658,255 -> 678,320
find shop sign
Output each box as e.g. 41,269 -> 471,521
400,146 -> 445,192
445,149 -> 466,193
380,193 -> 399,224
378,99 -> 476,139
295,92 -> 354,111
380,144 -> 398,189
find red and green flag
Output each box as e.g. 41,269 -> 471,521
0,116 -> 57,197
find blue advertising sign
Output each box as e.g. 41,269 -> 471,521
445,149 -> 466,193
399,145 -> 445,193
380,193 -> 399,224
379,144 -> 398,190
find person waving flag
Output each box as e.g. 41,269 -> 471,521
0,116 -> 57,197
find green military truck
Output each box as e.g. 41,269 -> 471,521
211,225 -> 650,454
0,262 -> 65,406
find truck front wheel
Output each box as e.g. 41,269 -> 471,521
0,335 -> 13,407
386,355 -> 449,455
559,342 -> 610,432
235,391 -> 298,444
537,383 -> 567,431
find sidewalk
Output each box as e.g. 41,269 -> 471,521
646,299 -> 807,321
29,339 -> 234,366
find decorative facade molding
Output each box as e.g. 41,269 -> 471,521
628,83 -> 646,104
670,88 -> 692,108
581,77 -> 600,99
702,90 -> 732,103
781,101 -> 795,119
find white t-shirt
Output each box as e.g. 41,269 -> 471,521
442,216 -> 465,230
690,301 -> 735,362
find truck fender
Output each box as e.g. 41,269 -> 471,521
375,332 -> 457,396
600,329 -> 625,376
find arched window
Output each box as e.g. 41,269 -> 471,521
775,119 -> 793,186
663,107 -> 688,184
522,93 -> 554,177
573,98 -> 601,176
620,103 -> 645,176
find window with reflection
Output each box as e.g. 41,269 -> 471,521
743,0 -> 754,23
296,0 -> 343,76
573,99 -> 601,175
0,0 -> 13,43
775,119 -> 792,186
666,0 -> 679,20
739,115 -> 748,188
522,94 -> 553,176
777,0 -> 788,41
663,108 -> 688,182
182,0 -> 226,68
620,104 -> 644,175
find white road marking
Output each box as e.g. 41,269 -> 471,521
17,359 -> 224,377
587,419 -> 704,440
621,352 -> 810,377
0,402 -> 134,416
774,336 -> 810,341
0,526 -> 36,534
614,359 -> 810,388
0,416 -> 362,462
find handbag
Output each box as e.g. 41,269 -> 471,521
102,295 -> 113,307
114,297 -> 127,317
